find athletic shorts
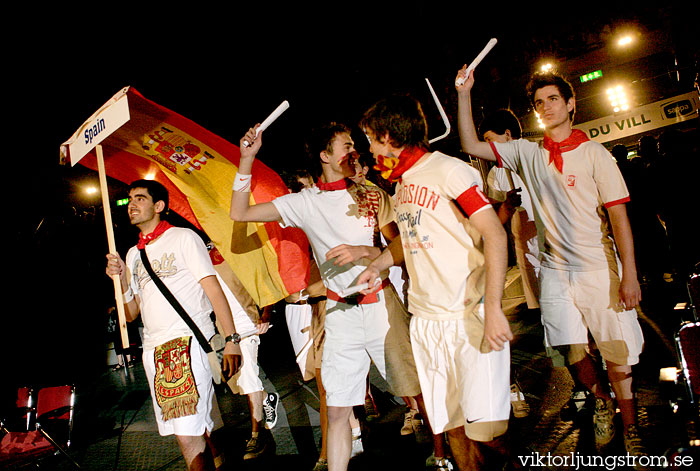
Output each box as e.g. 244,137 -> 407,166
539,265 -> 644,366
225,335 -> 263,395
410,309 -> 510,441
143,338 -> 217,437
321,284 -> 421,407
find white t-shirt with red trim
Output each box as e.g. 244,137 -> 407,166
490,139 -> 629,271
394,151 -> 492,321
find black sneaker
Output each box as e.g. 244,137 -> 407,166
263,392 -> 279,429
560,388 -> 591,421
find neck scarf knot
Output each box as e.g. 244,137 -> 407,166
543,129 -> 589,173
137,220 -> 173,249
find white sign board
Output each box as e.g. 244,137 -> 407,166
64,89 -> 131,166
574,91 -> 699,144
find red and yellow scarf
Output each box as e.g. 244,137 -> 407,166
374,146 -> 428,183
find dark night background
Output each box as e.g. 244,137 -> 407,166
2,2 -> 697,395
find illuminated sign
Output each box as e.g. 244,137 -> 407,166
579,70 -> 603,83
116,198 -> 129,206
574,91 -> 699,143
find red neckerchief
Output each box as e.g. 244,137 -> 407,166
373,146 -> 428,183
543,129 -> 589,173
317,178 -> 350,191
137,220 -> 174,249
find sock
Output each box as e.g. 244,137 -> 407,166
352,426 -> 361,439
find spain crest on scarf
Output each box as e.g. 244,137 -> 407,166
153,336 -> 200,421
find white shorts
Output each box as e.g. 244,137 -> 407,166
539,265 -> 644,366
410,310 -> 510,441
143,338 -> 217,437
226,335 -> 264,395
321,286 -> 420,407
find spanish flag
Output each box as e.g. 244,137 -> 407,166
60,87 -> 309,307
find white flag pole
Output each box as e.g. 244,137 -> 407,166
96,145 -> 130,349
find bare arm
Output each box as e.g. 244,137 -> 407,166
325,221 -> 401,267
455,66 -> 498,162
355,235 -> 405,293
607,204 -> 642,309
229,126 -> 283,223
200,275 -> 242,378
468,207 -> 513,351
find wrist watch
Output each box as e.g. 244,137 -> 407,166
224,333 -> 241,345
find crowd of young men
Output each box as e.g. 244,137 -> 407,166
106,60 -> 647,471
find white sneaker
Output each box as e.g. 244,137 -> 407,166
351,434 -> 364,458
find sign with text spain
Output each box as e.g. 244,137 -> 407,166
575,91 -> 699,143
65,88 -> 131,166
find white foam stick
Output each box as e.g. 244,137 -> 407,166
455,38 -> 498,86
237,324 -> 273,340
426,78 -> 451,144
340,279 -> 381,298
242,100 -> 290,147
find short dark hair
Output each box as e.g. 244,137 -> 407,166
304,122 -> 351,174
280,168 -> 314,193
526,72 -> 576,121
359,94 -> 429,149
478,109 -> 522,139
128,179 -> 169,218
611,144 -> 629,162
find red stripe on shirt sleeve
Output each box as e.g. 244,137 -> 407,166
455,186 -> 492,217
604,196 -> 630,209
489,141 -> 504,168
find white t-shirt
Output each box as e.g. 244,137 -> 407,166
491,139 -> 629,271
486,166 -> 539,264
126,227 -> 217,350
271,182 -> 394,295
394,152 -> 492,321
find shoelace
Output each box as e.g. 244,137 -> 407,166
264,403 -> 275,422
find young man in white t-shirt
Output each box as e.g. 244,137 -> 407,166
456,66 -> 645,456
479,109 -> 540,313
230,122 -> 423,471
356,95 -> 513,471
106,179 -> 242,471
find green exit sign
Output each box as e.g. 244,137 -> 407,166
116,198 -> 129,206
580,70 -> 603,83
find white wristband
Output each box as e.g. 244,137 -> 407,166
123,287 -> 134,303
233,173 -> 252,192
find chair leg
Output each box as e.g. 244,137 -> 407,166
37,426 -> 81,469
